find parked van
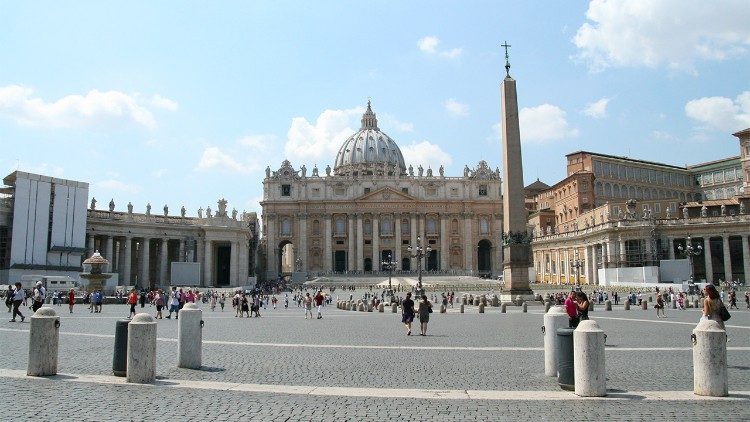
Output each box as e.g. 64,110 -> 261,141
19,275 -> 79,291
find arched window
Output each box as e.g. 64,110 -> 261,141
364,219 -> 372,235
381,217 -> 392,235
480,217 -> 489,235
335,217 -> 346,235
426,217 -> 437,234
451,219 -> 459,233
401,218 -> 410,235
312,220 -> 320,236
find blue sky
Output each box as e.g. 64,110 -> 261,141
2,1 -> 749,219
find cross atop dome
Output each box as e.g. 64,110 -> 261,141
361,99 -> 379,130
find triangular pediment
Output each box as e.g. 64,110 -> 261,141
358,186 -> 416,202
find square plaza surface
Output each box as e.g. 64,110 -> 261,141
2,291 -> 749,421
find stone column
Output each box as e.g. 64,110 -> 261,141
348,214 -> 355,271
324,216 -> 332,272
704,238 -> 713,284
394,213 -> 402,270
564,249 -> 570,284
742,235 -> 750,285
105,236 -> 114,265
298,214 -> 307,272
140,238 -> 150,288
463,213 -> 472,271
160,238 -> 169,285
204,240 -> 212,286
239,238 -> 249,284
585,246 -> 594,285
196,237 -> 204,269
356,214 -> 364,271
722,236 -> 732,281
619,238 -> 627,267
87,235 -> 95,255
440,214 -> 449,271
372,215 -> 380,270
410,213 -> 418,269
230,241 -> 238,284
123,236 -> 132,285
266,215 -> 277,278
591,244 -> 599,285
602,241 -> 609,267
179,239 -> 185,263
667,237 -> 675,260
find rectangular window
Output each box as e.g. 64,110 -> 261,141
364,187 -> 371,194
281,185 -> 291,196
312,188 -> 320,197
478,185 -> 488,196
402,187 -> 409,194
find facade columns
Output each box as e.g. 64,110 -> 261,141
324,216 -> 332,272
410,213 -> 417,268
601,241 -> 609,267
196,237 -> 204,274
348,214 -> 355,271
266,215 -> 277,278
591,244 -> 599,285
585,245 -> 594,285
140,238 -> 150,288
667,237 -> 675,260
704,238 -> 713,284
394,213 -> 402,270
564,249 -> 570,284
179,239 -> 185,262
440,214 -> 449,271
356,214 -> 364,271
159,238 -> 169,285
372,216 -> 380,271
723,236 -> 732,281
87,235 -> 95,255
742,235 -> 750,284
238,239 -> 248,284
204,240 -> 213,286
298,214 -> 307,271
123,236 -> 132,285
105,236 -> 114,265
463,214 -> 472,271
229,241 -> 238,284
618,238 -> 627,266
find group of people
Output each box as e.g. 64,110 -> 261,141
564,290 -> 590,328
6,281 -> 48,322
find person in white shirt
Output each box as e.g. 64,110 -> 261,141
165,287 -> 181,319
32,281 -> 46,312
10,282 -> 25,322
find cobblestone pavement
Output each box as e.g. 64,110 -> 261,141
2,292 -> 749,421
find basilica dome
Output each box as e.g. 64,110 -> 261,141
333,102 -> 407,176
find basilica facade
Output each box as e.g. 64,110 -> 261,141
260,102 -> 503,280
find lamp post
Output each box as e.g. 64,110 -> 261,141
407,236 -> 431,298
677,235 -> 703,292
381,253 -> 396,303
570,249 -> 583,288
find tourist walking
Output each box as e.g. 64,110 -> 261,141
564,291 -> 579,328
303,293 -> 313,319
166,287 -> 181,319
417,295 -> 432,336
67,289 -> 75,313
31,281 -> 46,313
655,293 -> 666,318
127,288 -> 138,318
9,282 -> 25,322
252,295 -> 262,317
5,285 -> 13,313
219,293 -> 225,311
154,290 -> 165,319
314,291 -> 325,319
240,294 -> 250,317
401,292 -> 415,335
210,293 -> 217,311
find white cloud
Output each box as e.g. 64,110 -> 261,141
400,141 -> 453,171
651,130 -> 676,141
0,85 -> 177,129
583,98 -> 610,119
573,0 -> 750,72
379,113 -> 414,132
685,91 -> 750,132
18,163 -> 64,177
283,107 -> 363,164
518,104 -> 579,143
444,98 -> 469,117
417,36 -> 463,59
197,134 -> 276,174
149,94 -> 178,111
96,179 -> 140,194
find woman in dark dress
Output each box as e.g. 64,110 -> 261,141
418,295 -> 432,336
401,292 -> 415,336
576,291 -> 590,322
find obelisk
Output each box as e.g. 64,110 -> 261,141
500,42 -> 533,299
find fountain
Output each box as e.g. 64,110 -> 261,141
80,251 -> 113,292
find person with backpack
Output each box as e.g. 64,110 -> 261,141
31,281 -> 46,313
154,289 -> 165,319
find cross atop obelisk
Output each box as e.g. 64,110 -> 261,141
499,41 -> 533,299
501,41 -> 511,77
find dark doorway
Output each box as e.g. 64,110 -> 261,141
364,258 -> 372,272
427,250 -> 438,271
478,240 -> 492,275
334,251 -> 346,272
216,245 -> 231,286
381,250 -> 393,270
402,257 -> 411,271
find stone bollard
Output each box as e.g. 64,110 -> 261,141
350,302 -> 356,311
574,320 -> 606,397
478,303 -> 485,313
624,301 -> 630,310
178,303 -> 203,369
127,313 -> 157,383
474,298 -> 480,306
693,299 -> 700,309
545,301 -> 552,313
543,306 -> 569,377
468,294 -> 474,303
672,299 -> 677,309
462,296 -> 467,305
460,304 -> 465,313
480,296 -> 487,306
501,303 -> 507,313
604,300 -> 612,311
692,319 -> 728,397
358,303 -> 365,312
440,304 -> 446,314
112,319 -> 129,377
378,303 -> 385,312
522,302 -> 528,313
641,301 -> 648,310
367,304 -> 373,312
392,303 -> 398,313
491,295 -> 499,307
27,307 -> 60,376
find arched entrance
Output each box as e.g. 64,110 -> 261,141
278,240 -> 294,275
402,257 -> 411,271
364,258 -> 372,272
477,239 -> 492,276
